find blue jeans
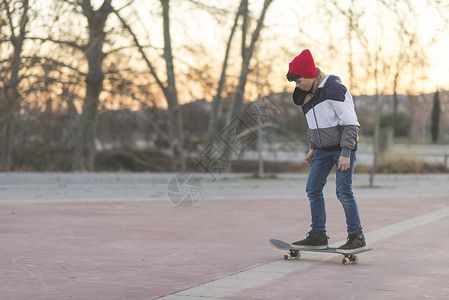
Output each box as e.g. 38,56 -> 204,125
306,149 -> 363,235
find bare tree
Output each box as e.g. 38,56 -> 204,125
225,0 -> 273,128
0,0 -> 30,171
70,0 -> 115,171
328,0 -> 365,92
327,0 -> 443,186
372,1 -> 428,142
160,0 -> 185,171
28,0 -> 135,171
114,0 -> 185,171
206,1 -> 244,142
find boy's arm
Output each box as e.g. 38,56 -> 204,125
338,155 -> 351,171
329,94 -> 359,158
307,128 -> 318,150
305,149 -> 315,167
340,125 -> 359,157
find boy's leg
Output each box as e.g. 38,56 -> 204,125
335,151 -> 363,233
306,149 -> 335,235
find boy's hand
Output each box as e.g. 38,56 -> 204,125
338,156 -> 350,171
305,149 -> 315,167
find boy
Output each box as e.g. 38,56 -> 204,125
286,49 -> 366,254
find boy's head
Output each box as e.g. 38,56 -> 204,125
286,49 -> 318,91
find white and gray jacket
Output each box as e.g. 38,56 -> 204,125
293,75 -> 359,157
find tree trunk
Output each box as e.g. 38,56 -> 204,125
161,0 -> 185,171
369,93 -> 382,187
220,0 -> 272,166
72,0 -> 112,171
0,0 -> 30,171
225,0 -> 273,127
206,1 -> 243,142
113,1 -> 185,171
430,90 -> 440,143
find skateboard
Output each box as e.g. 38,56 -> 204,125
269,239 -> 373,265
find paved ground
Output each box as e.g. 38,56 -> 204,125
1,173 -> 449,299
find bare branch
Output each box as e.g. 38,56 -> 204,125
186,0 -> 231,15
21,56 -> 87,77
112,7 -> 167,94
26,36 -> 84,51
115,0 -> 134,12
103,44 -> 136,56
246,0 -> 272,58
99,0 -> 113,14
207,0 -> 243,140
3,0 -> 16,40
78,0 -> 93,17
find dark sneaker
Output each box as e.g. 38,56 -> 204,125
337,233 -> 366,254
292,230 -> 329,250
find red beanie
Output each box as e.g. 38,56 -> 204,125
288,49 -> 318,78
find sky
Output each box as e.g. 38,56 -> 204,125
21,0 -> 449,105
149,0 -> 449,98
261,0 -> 449,95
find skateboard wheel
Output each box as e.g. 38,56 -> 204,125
284,254 -> 291,260
350,255 -> 359,263
290,250 -> 300,259
342,257 -> 350,265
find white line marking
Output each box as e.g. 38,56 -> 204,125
157,206 -> 449,299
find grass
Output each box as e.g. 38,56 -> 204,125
243,173 -> 278,179
354,154 -> 447,174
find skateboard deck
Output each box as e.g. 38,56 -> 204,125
269,239 -> 373,265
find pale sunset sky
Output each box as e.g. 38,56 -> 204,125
57,0 -> 449,100
151,0 -> 449,98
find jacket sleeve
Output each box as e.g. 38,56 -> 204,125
339,125 -> 359,157
307,129 -> 317,150
329,91 -> 360,157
